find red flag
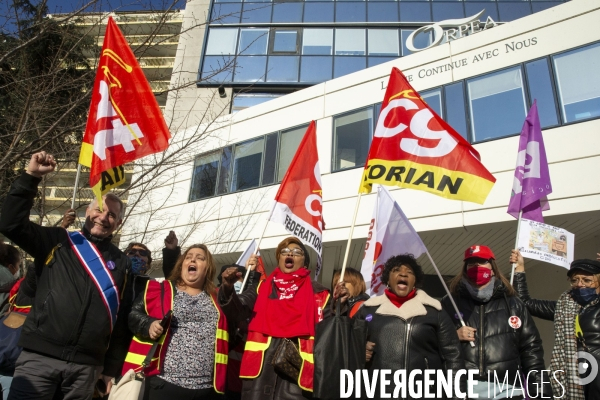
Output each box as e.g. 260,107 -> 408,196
79,17 -> 171,203
270,121 -> 324,276
360,68 -> 496,204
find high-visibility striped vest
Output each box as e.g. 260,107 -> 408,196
240,289 -> 330,392
121,280 -> 229,393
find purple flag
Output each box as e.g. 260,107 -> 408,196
507,101 -> 552,222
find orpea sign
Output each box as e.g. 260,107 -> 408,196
405,10 -> 501,53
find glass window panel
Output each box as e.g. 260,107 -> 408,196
231,93 -> 282,113
273,31 -> 299,53
277,125 -> 308,181
300,56 -> 333,82
444,82 -> 469,141
211,3 -> 242,24
190,152 -> 220,201
333,108 -> 373,171
206,29 -> 238,55
368,30 -> 399,56
245,0 -> 271,3
467,67 -> 527,142
465,3 -> 499,22
336,2 -> 367,22
335,29 -> 366,56
262,133 -> 278,185
238,29 -> 269,55
553,43 -> 600,123
241,3 -> 272,23
234,56 -> 267,82
231,138 -> 264,191
525,58 -> 559,127
401,29 -> 432,56
216,0 -> 241,3
334,56 -> 366,78
201,56 -> 235,83
421,88 -> 443,118
498,3 -> 532,22
304,3 -> 334,22
400,2 -> 432,22
217,147 -> 232,195
267,56 -> 299,82
368,56 -> 396,68
432,2 -> 465,22
303,29 -> 333,55
368,3 -> 399,22
272,2 -> 303,23
532,2 -> 562,13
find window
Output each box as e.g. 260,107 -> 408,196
271,30 -> 300,54
525,58 -> 559,127
267,56 -> 300,82
206,29 -> 238,55
553,43 -> 600,123
368,30 -> 399,56
272,2 -> 303,23
277,125 -> 309,181
302,29 -> 333,55
336,2 -> 366,22
368,3 -> 399,23
211,3 -> 242,24
333,108 -> 373,171
399,2 -> 431,23
239,29 -> 269,55
401,29 -> 431,56
444,82 -> 468,140
231,138 -> 265,191
300,56 -> 333,82
498,3 -> 532,23
334,57 -> 366,78
335,29 -> 366,55
262,133 -> 279,185
467,67 -> 527,142
421,88 -> 442,118
234,56 -> 267,82
231,93 -> 283,113
190,152 -> 221,201
303,2 -> 334,22
217,147 -> 232,195
241,3 -> 272,23
432,3 -> 465,23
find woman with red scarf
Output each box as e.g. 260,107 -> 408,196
354,254 -> 465,399
219,237 -> 347,400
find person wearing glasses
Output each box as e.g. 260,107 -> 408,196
511,252 -> 600,398
441,245 -> 550,399
218,236 -> 348,400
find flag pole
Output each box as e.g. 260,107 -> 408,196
238,206 -> 275,294
71,163 -> 82,210
509,210 -> 523,285
339,193 -> 363,283
425,250 -> 475,348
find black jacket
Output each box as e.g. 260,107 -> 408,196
441,280 -> 551,396
355,290 -> 465,400
0,172 -> 130,372
512,272 -> 556,321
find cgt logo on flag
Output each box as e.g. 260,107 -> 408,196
360,67 -> 496,205
80,17 -> 170,203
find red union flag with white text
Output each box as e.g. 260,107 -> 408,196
360,68 -> 496,204
270,121 -> 324,276
79,17 -> 171,203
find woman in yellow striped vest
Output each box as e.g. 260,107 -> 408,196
125,244 -> 229,400
219,237 -> 348,400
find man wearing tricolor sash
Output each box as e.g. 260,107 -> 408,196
0,151 -> 131,399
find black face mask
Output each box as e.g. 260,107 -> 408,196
571,287 -> 599,306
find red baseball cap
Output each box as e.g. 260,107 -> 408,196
464,245 -> 495,261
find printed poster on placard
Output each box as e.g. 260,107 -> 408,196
517,218 -> 574,269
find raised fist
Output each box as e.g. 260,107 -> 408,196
26,151 -> 56,178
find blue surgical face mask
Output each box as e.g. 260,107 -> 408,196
234,281 -> 243,293
571,287 -> 598,306
130,256 -> 148,276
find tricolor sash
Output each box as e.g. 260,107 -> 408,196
67,231 -> 120,331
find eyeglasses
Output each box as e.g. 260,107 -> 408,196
127,249 -> 150,257
466,260 -> 490,268
569,277 -> 597,287
280,248 -> 305,257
